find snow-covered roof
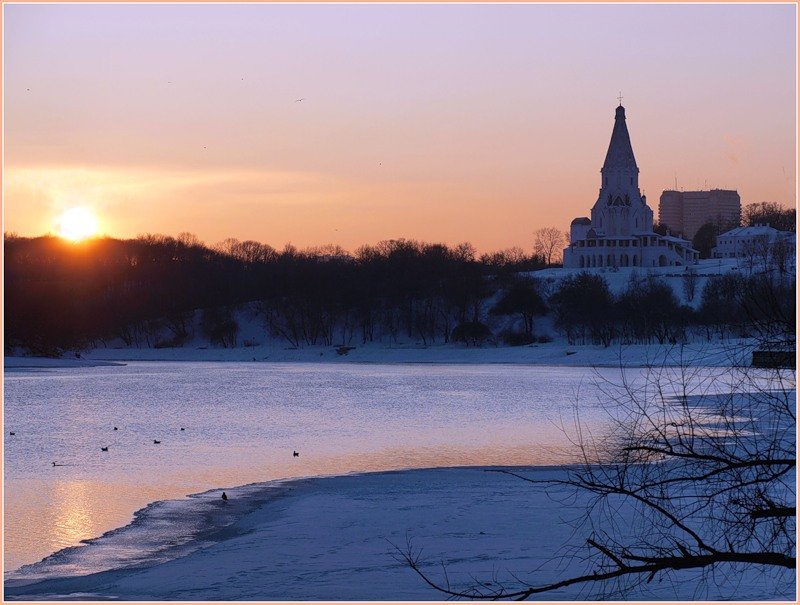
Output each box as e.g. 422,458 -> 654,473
718,225 -> 783,238
661,234 -> 694,245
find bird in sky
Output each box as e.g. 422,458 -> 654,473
295,98 -> 305,102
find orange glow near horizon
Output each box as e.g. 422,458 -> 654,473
3,4 -> 795,253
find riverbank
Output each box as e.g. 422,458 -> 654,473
5,466 -> 792,601
6,338 -> 758,369
3,357 -> 126,369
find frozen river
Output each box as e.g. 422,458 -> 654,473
3,361 -> 750,576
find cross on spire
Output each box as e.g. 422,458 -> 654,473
618,92 -> 623,106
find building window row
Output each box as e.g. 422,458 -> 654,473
577,254 -> 640,268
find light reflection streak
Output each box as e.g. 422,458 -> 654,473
51,481 -> 98,552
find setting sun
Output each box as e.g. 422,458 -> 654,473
57,207 -> 99,241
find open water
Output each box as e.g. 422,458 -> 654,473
4,361 -> 750,577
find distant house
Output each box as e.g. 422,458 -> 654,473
712,224 -> 796,259
563,105 -> 699,269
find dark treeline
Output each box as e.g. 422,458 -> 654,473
551,271 -> 795,347
742,201 -> 796,232
4,234 -> 545,355
5,234 -> 794,356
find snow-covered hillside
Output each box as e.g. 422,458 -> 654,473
528,257 -> 744,308
5,258 -> 777,367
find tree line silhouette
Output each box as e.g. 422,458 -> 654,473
4,232 -> 794,356
4,234 -> 543,355
550,271 -> 794,347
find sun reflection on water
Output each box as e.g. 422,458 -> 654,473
51,481 -> 98,550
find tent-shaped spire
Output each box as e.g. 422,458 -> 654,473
602,105 -> 638,171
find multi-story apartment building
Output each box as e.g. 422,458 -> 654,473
658,189 -> 741,240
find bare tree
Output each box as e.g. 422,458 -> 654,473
399,349 -> 796,599
682,267 -> 699,303
214,238 -> 278,264
770,238 -> 794,278
742,202 -> 796,232
176,231 -> 202,248
534,227 -> 567,266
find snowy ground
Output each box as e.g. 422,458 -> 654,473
3,357 -> 125,369
5,339 -> 757,369
529,256 -> 745,308
5,467 -> 793,601
42,337 -> 758,368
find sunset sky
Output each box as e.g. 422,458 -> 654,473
3,3 -> 796,253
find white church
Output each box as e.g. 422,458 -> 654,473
563,105 -> 699,269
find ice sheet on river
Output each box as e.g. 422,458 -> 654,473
5,467 -> 793,601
